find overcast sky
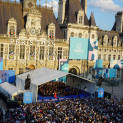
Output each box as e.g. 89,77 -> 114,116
16,0 -> 123,31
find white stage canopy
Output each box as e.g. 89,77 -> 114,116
0,82 -> 19,98
17,67 -> 68,86
16,67 -> 95,102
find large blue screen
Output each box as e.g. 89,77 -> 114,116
23,92 -> 33,104
69,37 -> 89,59
0,70 -> 15,83
98,88 -> 104,98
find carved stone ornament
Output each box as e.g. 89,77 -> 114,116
28,2 -> 33,8
28,8 -> 41,17
19,29 -> 27,35
8,18 -> 17,24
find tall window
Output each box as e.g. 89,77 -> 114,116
118,55 -> 120,60
9,44 -> 14,53
58,47 -> 62,59
9,44 -> 15,59
0,44 -> 4,57
8,68 -> 13,70
113,55 -> 116,60
108,55 -> 111,61
20,45 -> 25,59
113,40 -> 117,46
79,16 -> 83,24
19,68 -> 24,74
63,49 -> 68,59
98,54 -> 101,59
49,47 -> 54,55
49,47 -> 54,60
30,46 -> 35,54
40,46 -> 45,60
103,54 -> 106,60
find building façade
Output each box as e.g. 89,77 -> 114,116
0,0 -> 123,80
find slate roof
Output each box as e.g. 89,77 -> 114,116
89,12 -> 96,26
97,29 -> 119,40
112,22 -> 116,31
38,7 -> 63,39
0,2 -> 24,35
0,1 -> 63,39
64,0 -> 89,25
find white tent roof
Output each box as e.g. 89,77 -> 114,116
0,82 -> 19,97
17,67 -> 69,86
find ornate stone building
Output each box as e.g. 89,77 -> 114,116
0,0 -> 123,80
57,0 -> 123,79
0,0 -> 69,74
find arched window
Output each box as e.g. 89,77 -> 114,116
108,55 -> 111,61
118,55 -> 120,60
113,55 -> 116,60
113,36 -> 117,46
113,40 -> 117,46
78,33 -> 82,38
98,54 -> 101,59
69,68 -> 77,75
103,54 -> 106,60
71,32 -> 74,37
103,35 -> 108,45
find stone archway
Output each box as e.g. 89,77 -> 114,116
29,65 -> 35,70
69,66 -> 80,75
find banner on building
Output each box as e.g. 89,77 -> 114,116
69,37 -> 89,59
95,69 -> 105,79
98,88 -> 104,98
0,57 -> 3,70
105,69 -> 117,78
30,53 -> 35,60
95,68 -> 117,79
49,53 -> 54,60
59,59 -> 69,82
0,70 -> 15,83
9,51 -> 14,59
88,39 -> 98,61
93,59 -> 103,69
110,60 -> 123,69
23,92 -> 33,104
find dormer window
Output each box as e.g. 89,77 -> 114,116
103,35 -> 108,45
49,30 -> 55,39
118,40 -> 121,46
8,18 -> 17,37
113,36 -> 117,46
79,16 -> 83,24
48,23 -> 55,39
98,38 -> 102,45
77,9 -> 84,25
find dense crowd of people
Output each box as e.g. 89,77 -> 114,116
0,98 -> 122,123
38,82 -> 81,97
